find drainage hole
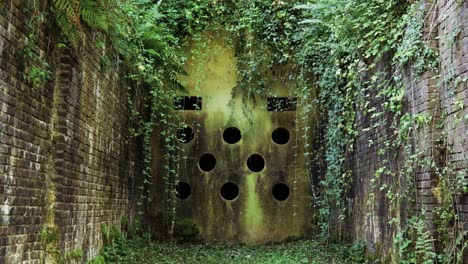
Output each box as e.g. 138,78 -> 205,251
223,127 -> 242,144
272,127 -> 290,145
175,182 -> 191,200
247,154 -> 265,172
272,183 -> 290,201
220,182 -> 239,201
176,126 -> 195,143
199,153 -> 216,172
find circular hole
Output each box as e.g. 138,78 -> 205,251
175,182 -> 191,200
176,126 -> 195,143
272,183 -> 290,201
220,182 -> 239,201
199,153 -> 216,172
223,127 -> 242,144
247,154 -> 265,172
272,127 -> 290,145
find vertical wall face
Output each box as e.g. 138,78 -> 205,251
0,1 -> 139,262
151,32 -> 315,244
348,59 -> 399,253
348,0 -> 468,258
438,0 -> 468,231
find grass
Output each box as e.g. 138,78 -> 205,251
98,237 -> 367,264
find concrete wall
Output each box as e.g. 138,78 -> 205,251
0,1 -> 140,262
348,0 -> 467,259
149,32 -> 316,244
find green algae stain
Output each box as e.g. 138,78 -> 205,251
201,174 -> 216,239
153,30 -> 315,243
244,174 -> 263,239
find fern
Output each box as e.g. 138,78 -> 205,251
49,0 -> 116,46
412,219 -> 436,264
79,0 -> 109,32
394,216 -> 437,264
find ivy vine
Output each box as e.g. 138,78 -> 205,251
25,0 -> 468,262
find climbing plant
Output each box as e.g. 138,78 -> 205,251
298,0 -> 467,262
48,0 -> 111,45
32,0 -> 467,261
18,0 -> 187,238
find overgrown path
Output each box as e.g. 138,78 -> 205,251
101,238 -> 364,263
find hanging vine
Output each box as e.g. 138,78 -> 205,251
29,0 -> 468,262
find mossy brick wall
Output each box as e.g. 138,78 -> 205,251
439,0 -> 468,231
348,0 -> 467,259
0,1 -> 141,263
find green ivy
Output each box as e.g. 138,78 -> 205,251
35,0 -> 467,261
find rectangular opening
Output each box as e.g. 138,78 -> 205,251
174,96 -> 202,110
267,97 -> 297,112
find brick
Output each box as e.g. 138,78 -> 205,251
0,2 -> 141,263
348,0 -> 468,258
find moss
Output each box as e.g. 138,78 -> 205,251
432,180 -> 443,203
40,226 -> 61,264
149,30 -> 315,243
87,255 -> 106,264
244,174 -> 264,240
40,226 -> 60,245
99,238 -> 363,263
40,83 -> 62,264
174,218 -> 200,242
63,249 -> 83,262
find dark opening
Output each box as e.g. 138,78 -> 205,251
220,182 -> 239,200
272,183 -> 290,201
267,97 -> 297,112
272,127 -> 290,145
175,182 -> 191,200
223,127 -> 241,144
176,126 -> 195,143
174,96 -> 202,110
247,154 -> 265,172
199,153 -> 216,172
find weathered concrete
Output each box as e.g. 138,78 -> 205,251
150,32 -> 315,243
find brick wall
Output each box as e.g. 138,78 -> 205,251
0,0 -> 466,262
438,0 -> 468,233
347,53 -> 398,253
348,0 -> 468,259
0,1 -> 140,263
